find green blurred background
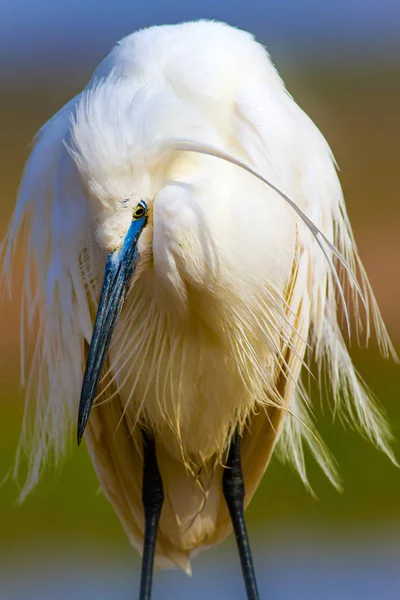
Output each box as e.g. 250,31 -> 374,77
0,2 -> 399,598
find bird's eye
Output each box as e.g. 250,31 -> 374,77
132,201 -> 147,220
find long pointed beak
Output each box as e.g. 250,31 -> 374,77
77,203 -> 148,445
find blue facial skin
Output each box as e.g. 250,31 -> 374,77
77,201 -> 148,444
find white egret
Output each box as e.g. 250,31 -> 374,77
1,20 -> 397,600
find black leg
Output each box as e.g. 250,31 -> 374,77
223,429 -> 260,600
139,431 -> 164,600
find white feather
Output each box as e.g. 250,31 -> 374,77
1,20 -> 396,558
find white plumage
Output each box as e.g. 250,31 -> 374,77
1,20 -> 396,572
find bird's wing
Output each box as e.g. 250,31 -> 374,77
231,73 -> 396,488
1,94 -> 97,499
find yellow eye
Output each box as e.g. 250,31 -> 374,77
132,201 -> 147,220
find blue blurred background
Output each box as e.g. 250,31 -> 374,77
1,1 -> 400,598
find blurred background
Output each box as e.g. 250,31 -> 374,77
0,1 -> 400,598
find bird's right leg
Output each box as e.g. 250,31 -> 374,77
223,429 -> 260,600
139,430 -> 164,600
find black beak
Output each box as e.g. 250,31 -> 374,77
77,202 -> 148,445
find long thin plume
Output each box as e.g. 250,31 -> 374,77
168,138 -> 367,338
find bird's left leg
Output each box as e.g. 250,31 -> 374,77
223,429 -> 260,600
139,430 -> 164,600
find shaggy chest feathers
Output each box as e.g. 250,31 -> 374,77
106,255 -> 288,469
